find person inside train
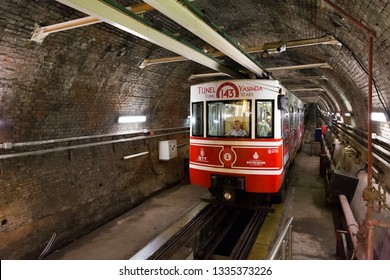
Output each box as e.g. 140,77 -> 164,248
265,115 -> 272,135
258,112 -> 272,137
226,120 -> 247,136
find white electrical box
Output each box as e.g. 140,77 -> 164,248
159,140 -> 177,160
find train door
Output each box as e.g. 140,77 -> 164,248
191,102 -> 203,137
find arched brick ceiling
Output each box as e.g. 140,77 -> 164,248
104,0 -> 389,132
121,0 -> 389,132
2,0 -> 390,142
186,0 -> 390,131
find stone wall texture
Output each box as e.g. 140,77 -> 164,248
1,0 -> 390,259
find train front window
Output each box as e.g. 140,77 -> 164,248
256,100 -> 274,138
207,100 -> 251,137
191,102 -> 203,136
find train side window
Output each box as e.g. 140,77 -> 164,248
256,100 -> 274,138
191,102 -> 203,136
289,106 -> 294,128
207,100 -> 251,137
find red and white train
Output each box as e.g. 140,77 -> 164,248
189,79 -> 304,203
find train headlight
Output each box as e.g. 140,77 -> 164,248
223,190 -> 233,201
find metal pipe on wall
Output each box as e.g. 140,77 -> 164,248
0,130 -> 189,160
338,195 -> 365,259
339,195 -> 359,248
0,127 -> 189,150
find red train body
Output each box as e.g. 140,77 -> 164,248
189,79 -> 304,203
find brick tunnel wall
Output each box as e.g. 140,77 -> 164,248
3,0 -> 390,260
0,1 -> 201,259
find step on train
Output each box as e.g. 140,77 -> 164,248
189,79 -> 304,203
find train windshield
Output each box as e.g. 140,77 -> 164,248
207,100 -> 251,137
256,100 -> 274,138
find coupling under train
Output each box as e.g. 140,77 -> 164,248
189,79 -> 305,203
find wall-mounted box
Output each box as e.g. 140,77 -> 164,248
328,169 -> 359,201
159,140 -> 177,160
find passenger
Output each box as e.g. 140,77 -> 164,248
226,120 -> 247,136
266,115 -> 272,135
258,114 -> 272,137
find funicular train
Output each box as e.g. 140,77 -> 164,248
189,79 -> 305,203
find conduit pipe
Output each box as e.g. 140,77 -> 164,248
0,126 -> 188,150
338,195 -> 365,259
31,3 -> 156,43
188,63 -> 333,80
0,131 -> 145,150
0,130 -> 188,160
55,0 -> 245,79
323,0 -> 377,259
142,0 -> 267,77
140,35 -> 339,68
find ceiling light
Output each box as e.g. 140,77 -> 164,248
118,115 -> 146,123
289,87 -> 325,92
371,112 -> 387,122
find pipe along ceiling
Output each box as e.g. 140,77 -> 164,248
55,0 -> 340,109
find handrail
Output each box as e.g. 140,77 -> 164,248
268,217 -> 294,260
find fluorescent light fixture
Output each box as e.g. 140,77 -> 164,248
371,112 -> 387,122
118,115 -> 146,123
289,87 -> 325,92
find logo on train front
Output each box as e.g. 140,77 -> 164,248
197,147 -> 207,162
216,82 -> 239,99
246,151 -> 266,166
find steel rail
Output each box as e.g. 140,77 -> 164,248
230,207 -> 269,260
148,204 -> 223,259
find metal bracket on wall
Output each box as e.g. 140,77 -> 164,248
68,141 -> 73,161
112,143 -> 116,153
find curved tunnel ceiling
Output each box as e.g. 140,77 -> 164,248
48,0 -> 390,133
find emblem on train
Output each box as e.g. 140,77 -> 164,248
220,147 -> 234,167
246,152 -> 266,166
216,82 -> 240,98
223,152 -> 232,161
197,148 -> 207,162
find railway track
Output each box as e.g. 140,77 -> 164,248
130,201 -> 272,260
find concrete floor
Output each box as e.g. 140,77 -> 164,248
283,143 -> 337,260
45,184 -> 210,260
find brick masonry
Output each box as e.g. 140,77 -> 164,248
1,0 -> 390,259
